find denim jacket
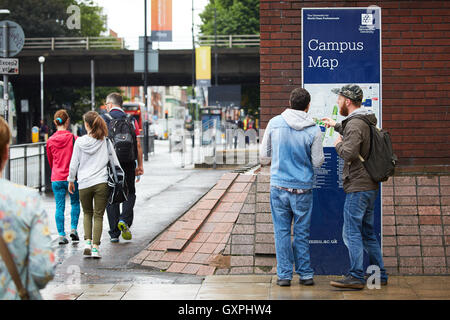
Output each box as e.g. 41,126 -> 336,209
260,109 -> 324,190
0,178 -> 56,300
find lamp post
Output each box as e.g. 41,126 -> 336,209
214,3 -> 218,86
38,56 -> 45,123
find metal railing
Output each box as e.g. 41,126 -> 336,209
6,142 -> 47,191
23,36 -> 125,50
137,134 -> 155,156
21,35 -> 260,51
170,120 -> 260,169
197,34 -> 260,48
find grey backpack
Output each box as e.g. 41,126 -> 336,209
352,115 -> 398,182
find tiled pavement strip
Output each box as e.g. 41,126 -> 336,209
41,275 -> 450,300
40,171 -> 450,300
130,172 -> 253,276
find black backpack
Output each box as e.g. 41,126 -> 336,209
104,113 -> 138,163
351,115 -> 398,182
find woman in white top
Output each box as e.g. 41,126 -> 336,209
68,111 -> 110,258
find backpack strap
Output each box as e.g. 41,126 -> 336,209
350,115 -> 374,163
341,114 -> 374,163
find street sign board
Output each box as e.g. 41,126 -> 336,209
0,20 -> 25,57
134,49 -> 159,73
0,58 -> 18,74
302,7 -> 382,275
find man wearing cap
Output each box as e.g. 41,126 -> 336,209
322,84 -> 388,290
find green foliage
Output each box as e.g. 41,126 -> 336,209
199,0 -> 259,36
78,0 -> 107,37
241,85 -> 260,117
47,87 -> 123,124
0,0 -> 106,37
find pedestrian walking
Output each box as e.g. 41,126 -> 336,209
68,111 -> 110,259
46,109 -> 80,245
0,117 -> 55,300
322,84 -> 388,289
38,119 -> 49,142
101,93 -> 144,243
259,88 -> 324,287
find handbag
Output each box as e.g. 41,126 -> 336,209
0,229 -> 30,300
106,138 -> 129,204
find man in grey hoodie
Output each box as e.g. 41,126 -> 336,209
260,87 -> 324,287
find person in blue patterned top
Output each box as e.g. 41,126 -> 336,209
0,117 -> 56,299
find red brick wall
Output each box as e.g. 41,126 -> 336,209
260,0 -> 450,167
382,175 -> 450,275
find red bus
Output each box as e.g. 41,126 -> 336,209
122,102 -> 146,135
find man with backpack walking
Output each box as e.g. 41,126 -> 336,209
102,93 -> 144,242
322,84 -> 388,289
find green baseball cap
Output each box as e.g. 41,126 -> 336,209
331,84 -> 363,102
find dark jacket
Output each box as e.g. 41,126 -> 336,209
334,108 -> 379,193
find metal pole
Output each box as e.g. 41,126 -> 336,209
192,0 -> 195,88
143,0 -> 149,161
40,62 -> 44,122
191,0 -> 196,155
214,5 -> 218,86
91,59 -> 95,110
2,22 -> 9,122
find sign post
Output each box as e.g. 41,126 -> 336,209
0,20 -> 24,124
302,7 -> 382,275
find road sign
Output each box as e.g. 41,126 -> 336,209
134,49 -> 159,73
0,20 -> 25,57
0,58 -> 18,74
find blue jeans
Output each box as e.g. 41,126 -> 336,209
52,181 -> 80,236
270,186 -> 314,280
343,190 -> 388,282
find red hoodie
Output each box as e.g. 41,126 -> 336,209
46,130 -> 77,182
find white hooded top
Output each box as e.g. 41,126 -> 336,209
67,135 -> 109,190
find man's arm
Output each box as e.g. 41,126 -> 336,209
259,122 -> 272,166
335,124 -> 363,162
134,119 -> 144,176
311,129 -> 325,168
321,117 -> 343,134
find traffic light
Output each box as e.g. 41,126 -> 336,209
165,110 -> 168,119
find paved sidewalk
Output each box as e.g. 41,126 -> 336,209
41,275 -> 450,300
130,172 -> 256,276
40,140 -> 228,285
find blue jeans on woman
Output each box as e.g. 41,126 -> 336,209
52,181 -> 80,236
270,186 -> 314,281
343,190 -> 388,282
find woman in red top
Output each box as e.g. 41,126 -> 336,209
46,109 -> 80,245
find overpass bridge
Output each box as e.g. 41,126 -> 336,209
10,36 -> 260,144
13,36 -> 260,88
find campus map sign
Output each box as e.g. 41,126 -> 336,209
302,7 -> 382,275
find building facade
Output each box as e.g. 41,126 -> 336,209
256,0 -> 449,275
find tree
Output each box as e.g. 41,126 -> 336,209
47,86 -> 124,124
0,0 -> 106,37
199,0 -> 259,36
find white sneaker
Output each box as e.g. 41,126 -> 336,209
91,247 -> 101,259
83,240 -> 92,256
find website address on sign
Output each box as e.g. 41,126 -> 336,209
309,239 -> 338,244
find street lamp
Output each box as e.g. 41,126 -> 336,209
38,56 -> 45,123
0,9 -> 10,14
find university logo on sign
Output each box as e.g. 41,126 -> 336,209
361,14 -> 374,25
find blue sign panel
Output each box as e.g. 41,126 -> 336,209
302,7 -> 382,275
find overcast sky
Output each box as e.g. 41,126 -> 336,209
94,0 -> 209,50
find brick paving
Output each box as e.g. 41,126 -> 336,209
130,172 -> 256,276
